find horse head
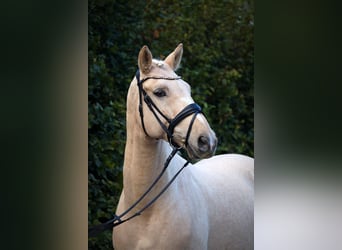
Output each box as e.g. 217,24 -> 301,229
129,43 -> 217,159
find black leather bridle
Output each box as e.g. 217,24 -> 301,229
136,69 -> 202,147
88,70 -> 203,238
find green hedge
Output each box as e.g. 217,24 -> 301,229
89,0 -> 253,248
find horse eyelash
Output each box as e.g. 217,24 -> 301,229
153,88 -> 167,97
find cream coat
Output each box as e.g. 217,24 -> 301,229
113,44 -> 254,250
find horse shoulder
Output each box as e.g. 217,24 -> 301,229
114,173 -> 208,249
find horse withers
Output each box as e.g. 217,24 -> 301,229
113,43 -> 254,250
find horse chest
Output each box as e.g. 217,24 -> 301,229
114,197 -> 208,250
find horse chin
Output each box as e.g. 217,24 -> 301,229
171,134 -> 215,160
185,144 -> 214,160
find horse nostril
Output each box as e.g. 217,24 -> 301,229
198,136 -> 210,153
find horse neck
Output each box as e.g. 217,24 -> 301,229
122,96 -> 173,207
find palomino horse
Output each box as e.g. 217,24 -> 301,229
113,44 -> 254,249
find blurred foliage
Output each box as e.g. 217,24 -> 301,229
89,0 -> 253,248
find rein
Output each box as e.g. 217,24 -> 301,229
88,69 -> 202,238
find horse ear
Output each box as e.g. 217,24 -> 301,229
164,43 -> 183,71
138,45 -> 153,74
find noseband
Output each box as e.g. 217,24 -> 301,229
136,70 -> 202,148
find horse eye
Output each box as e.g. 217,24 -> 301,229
153,89 -> 167,97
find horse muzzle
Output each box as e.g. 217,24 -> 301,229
186,132 -> 217,160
